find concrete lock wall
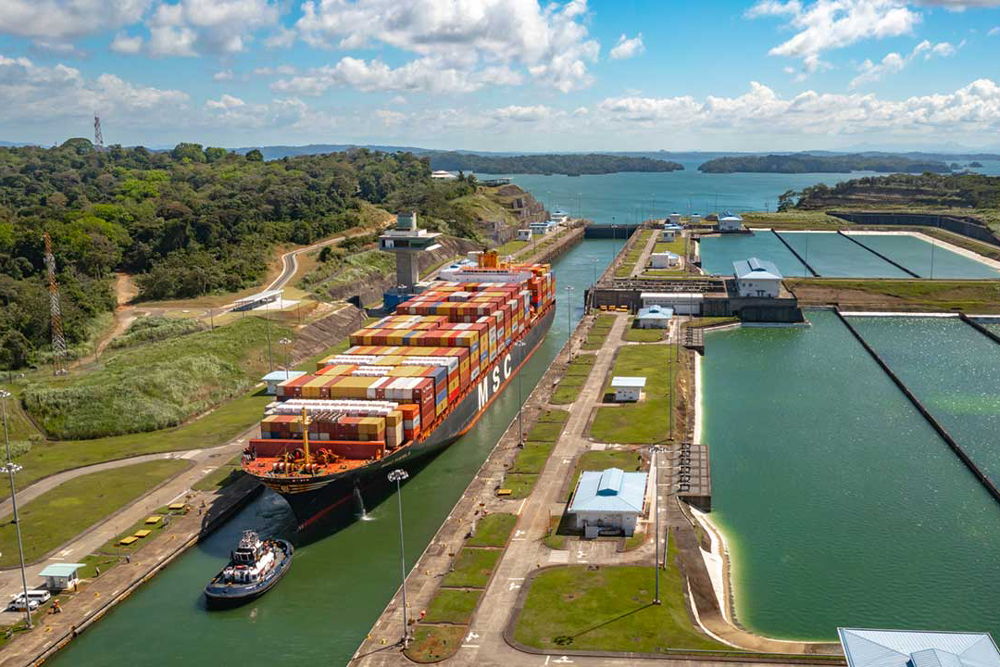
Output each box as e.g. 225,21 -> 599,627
829,211 -> 1000,247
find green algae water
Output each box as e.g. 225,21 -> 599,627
49,239 -> 616,667
848,316 -> 1000,486
777,232 -> 909,278
703,310 -> 1000,641
844,234 -> 1000,279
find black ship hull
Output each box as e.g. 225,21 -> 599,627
204,539 -> 294,609
279,306 -> 555,529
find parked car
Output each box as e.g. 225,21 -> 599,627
7,595 -> 40,612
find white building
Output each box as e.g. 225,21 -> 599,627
661,229 -> 676,242
430,170 -> 458,180
641,292 -> 703,316
569,468 -> 649,538
733,257 -> 783,298
38,563 -> 84,591
529,221 -> 558,235
690,213 -> 702,225
838,628 -> 1000,667
636,306 -> 673,329
262,370 -> 306,396
649,251 -> 681,269
551,209 -> 570,223
611,376 -> 646,402
669,212 -> 682,225
516,228 -> 533,241
718,211 -> 743,232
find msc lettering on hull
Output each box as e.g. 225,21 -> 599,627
478,353 -> 513,411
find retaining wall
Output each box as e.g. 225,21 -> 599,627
828,212 -> 1000,247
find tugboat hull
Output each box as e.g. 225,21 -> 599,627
204,539 -> 294,609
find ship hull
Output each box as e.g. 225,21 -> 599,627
204,539 -> 294,609
279,305 -> 555,529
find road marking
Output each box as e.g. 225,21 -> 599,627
168,490 -> 188,504
509,582 -> 521,591
462,645 -> 480,649
516,499 -> 527,515
508,577 -> 525,580
465,631 -> 480,643
514,530 -> 526,539
544,656 -> 550,665
554,657 -> 574,664
59,548 -> 74,557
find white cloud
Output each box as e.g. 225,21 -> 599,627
110,32 -> 144,54
493,105 -> 553,122
212,69 -> 234,81
0,0 -> 149,45
273,56 -> 521,95
374,109 -> 406,126
748,0 -> 921,76
0,52 -> 188,130
989,26 -> 1000,35
294,0 -> 599,93
609,33 -> 645,60
850,38 -> 960,87
143,0 -> 280,57
205,93 -> 244,109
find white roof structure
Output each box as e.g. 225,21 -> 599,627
637,306 -> 673,320
641,292 -> 704,301
569,468 -> 648,514
611,376 -> 646,388
734,257 -> 783,281
838,629 -> 1000,667
262,370 -> 305,382
234,289 -> 283,306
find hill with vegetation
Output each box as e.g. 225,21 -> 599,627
0,140 -> 490,369
698,153 -> 952,174
789,173 -> 1000,211
424,152 -> 683,175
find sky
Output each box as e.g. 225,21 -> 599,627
1,0 -> 1000,152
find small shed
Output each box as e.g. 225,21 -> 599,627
39,563 -> 85,591
691,213 -> 702,225
569,468 -> 649,537
718,211 -> 743,232
733,257 -> 783,298
661,229 -> 676,242
636,306 -> 673,329
517,228 -> 532,241
669,212 -> 682,224
262,370 -> 306,395
649,252 -> 681,269
611,376 -> 646,402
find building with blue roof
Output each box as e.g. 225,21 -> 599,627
39,562 -> 85,591
636,305 -> 673,329
838,628 -> 1000,667
718,211 -> 743,232
733,257 -> 783,298
568,467 -> 649,537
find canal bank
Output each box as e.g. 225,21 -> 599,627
699,310 -> 1000,641
42,239 -> 619,667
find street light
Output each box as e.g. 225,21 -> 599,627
388,468 -> 410,648
279,338 -> 292,379
513,341 -> 527,446
264,300 -> 273,373
1,390 -> 31,628
564,286 -> 575,337
649,444 -> 665,606
591,257 -> 599,287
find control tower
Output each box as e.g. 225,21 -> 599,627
379,212 -> 442,293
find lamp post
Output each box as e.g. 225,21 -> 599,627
279,338 -> 292,379
591,257 -> 599,287
564,286 -> 575,337
649,444 -> 665,605
388,468 -> 410,647
264,300 -> 273,373
514,341 -> 526,446
1,390 -> 31,628
611,217 -> 617,262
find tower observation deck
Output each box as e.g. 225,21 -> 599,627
379,212 -> 443,293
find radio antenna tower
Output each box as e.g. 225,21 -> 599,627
43,233 -> 68,376
93,114 -> 104,152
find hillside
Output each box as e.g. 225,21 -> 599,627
424,152 -> 683,175
792,173 -> 1000,211
698,153 -> 951,174
0,140 -> 488,369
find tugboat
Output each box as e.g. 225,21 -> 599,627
204,530 -> 293,608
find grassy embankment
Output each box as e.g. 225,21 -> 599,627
0,459 -> 190,567
502,409 -> 569,499
590,344 -> 679,444
788,278 -> 1000,313
549,354 -> 595,405
685,316 -> 739,329
581,314 -> 616,351
614,229 -> 653,278
514,536 -> 729,653
405,512 -> 518,663
640,235 -> 690,278
625,318 -> 664,343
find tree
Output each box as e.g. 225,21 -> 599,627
205,147 -> 228,163
246,149 -> 264,162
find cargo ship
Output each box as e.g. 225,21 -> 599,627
241,248 -> 556,528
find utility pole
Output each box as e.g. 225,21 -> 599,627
388,469 -> 410,648
514,341 -> 526,445
43,234 -> 67,376
650,444 -> 664,605
565,286 -> 575,336
265,301 -> 273,373
1,390 -> 32,628
279,338 -> 292,379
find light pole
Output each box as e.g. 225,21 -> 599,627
264,301 -> 273,373
668,342 -> 674,441
388,468 -> 410,648
591,257 -> 599,287
611,218 -> 617,263
564,286 -> 575,336
649,444 -> 665,605
279,338 -> 292,379
1,390 -> 31,628
514,341 -> 526,446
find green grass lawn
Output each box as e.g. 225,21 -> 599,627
405,625 -> 468,663
623,531 -> 646,551
501,473 -> 537,499
590,344 -> 678,444
550,376 -> 585,405
564,354 -> 596,375
653,237 -> 686,255
526,421 -> 565,442
514,542 -> 728,653
686,317 -> 739,329
467,513 -> 517,548
788,278 -> 1000,313
567,450 -> 643,502
496,239 -> 529,256
21,317 -> 291,440
625,321 -> 664,343
423,588 -> 482,624
510,443 -> 555,474
191,454 -> 245,492
582,315 -> 616,350
442,548 -> 502,588
0,458 -> 190,567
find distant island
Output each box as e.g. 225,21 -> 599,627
698,153 -> 952,174
787,172 -> 1000,211
424,151 -> 683,176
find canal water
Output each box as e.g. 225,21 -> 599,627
698,230 -> 996,279
848,316 -> 1000,487
703,310 -> 1000,641
50,239 -> 617,667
